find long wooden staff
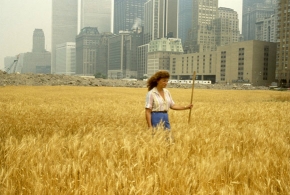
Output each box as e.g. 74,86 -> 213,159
188,71 -> 196,124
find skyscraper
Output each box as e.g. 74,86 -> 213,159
276,0 -> 290,87
113,0 -> 147,34
214,7 -> 240,46
81,0 -> 112,32
51,0 -> 78,74
76,27 -> 101,76
143,0 -> 179,44
242,0 -> 275,41
186,0 -> 218,53
33,29 -> 45,53
179,0 -> 193,46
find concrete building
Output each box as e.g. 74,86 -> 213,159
276,0 -> 290,86
96,32 -> 114,77
55,42 -> 76,75
81,0 -> 112,33
124,31 -> 143,78
179,0 -> 193,46
107,31 -> 143,79
76,27 -> 101,76
21,29 -> 51,74
137,44 -> 149,79
242,1 -> 275,41
51,0 -> 78,74
170,51 -> 216,81
171,40 -> 277,86
256,14 -> 277,42
215,7 -> 240,45
22,52 -> 51,74
143,0 -> 179,44
186,0 -> 218,53
33,29 -> 46,53
216,40 -> 277,86
113,0 -> 147,34
147,38 -> 183,77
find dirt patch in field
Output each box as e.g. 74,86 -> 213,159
0,70 -> 268,90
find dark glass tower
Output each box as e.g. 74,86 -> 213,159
113,0 -> 147,34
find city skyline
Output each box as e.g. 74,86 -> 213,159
0,0 -> 242,70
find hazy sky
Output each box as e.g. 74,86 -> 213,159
0,0 -> 242,70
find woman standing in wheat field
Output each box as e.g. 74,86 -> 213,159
145,70 -> 193,130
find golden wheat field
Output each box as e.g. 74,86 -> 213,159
0,86 -> 289,194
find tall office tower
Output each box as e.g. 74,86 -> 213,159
255,14 -> 277,42
56,43 -> 76,75
276,0 -> 290,87
96,32 -> 114,77
76,27 -> 101,76
51,0 -> 78,74
107,32 -> 131,79
186,0 -> 218,53
214,7 -> 240,46
33,29 -> 45,53
124,32 -> 143,78
179,0 -> 193,46
114,0 -> 147,34
242,0 -> 275,41
81,0 -> 112,32
107,31 -> 143,79
21,29 -> 51,74
137,44 -> 149,79
143,0 -> 179,44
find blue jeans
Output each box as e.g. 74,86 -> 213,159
151,112 -> 171,130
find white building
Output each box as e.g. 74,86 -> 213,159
56,43 -> 76,75
147,38 -> 184,77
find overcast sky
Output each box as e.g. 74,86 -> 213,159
0,0 -> 242,70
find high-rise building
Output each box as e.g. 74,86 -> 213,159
276,0 -> 290,87
216,7 -> 240,45
21,29 -> 51,74
56,43 -> 76,75
51,0 -> 78,74
255,14 -> 277,42
107,31 -> 143,79
81,0 -> 112,32
186,0 -> 218,53
96,32 -> 114,77
107,32 -> 131,79
76,27 -> 101,76
137,44 -> 149,79
242,0 -> 275,41
113,0 -> 147,34
33,29 -> 45,53
179,0 -> 193,45
124,32 -> 143,78
143,0 -> 179,44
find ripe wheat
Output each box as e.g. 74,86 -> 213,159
0,86 -> 289,194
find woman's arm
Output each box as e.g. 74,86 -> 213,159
145,108 -> 152,129
171,104 -> 193,111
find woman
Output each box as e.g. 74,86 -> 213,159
145,70 -> 193,130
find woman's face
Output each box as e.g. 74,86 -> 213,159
157,78 -> 169,88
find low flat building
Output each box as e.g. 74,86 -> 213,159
170,40 -> 277,86
170,51 -> 216,81
216,40 -> 276,86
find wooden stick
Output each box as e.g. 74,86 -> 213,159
188,71 -> 196,124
